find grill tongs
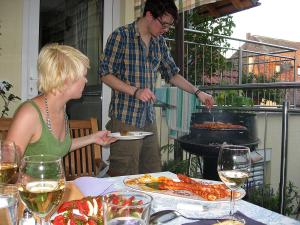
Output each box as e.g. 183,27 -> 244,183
153,99 -> 176,109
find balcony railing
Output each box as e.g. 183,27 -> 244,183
158,28 -> 300,216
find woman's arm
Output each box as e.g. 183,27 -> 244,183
70,130 -> 117,151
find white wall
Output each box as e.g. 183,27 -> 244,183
101,0 -> 135,162
0,0 -> 23,116
256,112 -> 300,191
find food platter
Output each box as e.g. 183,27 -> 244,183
108,132 -> 153,140
124,174 -> 246,203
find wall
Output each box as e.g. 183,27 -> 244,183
0,0 -> 23,117
256,112 -> 300,191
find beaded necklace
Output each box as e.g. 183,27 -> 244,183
44,95 -> 69,134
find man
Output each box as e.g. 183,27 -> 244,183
99,0 -> 214,176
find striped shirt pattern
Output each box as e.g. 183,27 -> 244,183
99,21 -> 179,128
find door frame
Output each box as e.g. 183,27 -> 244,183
21,0 -> 40,100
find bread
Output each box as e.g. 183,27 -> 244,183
120,130 -> 129,136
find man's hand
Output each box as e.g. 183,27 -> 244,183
135,88 -> 156,102
196,91 -> 214,109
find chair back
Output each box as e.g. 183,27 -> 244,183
63,118 -> 103,181
0,118 -> 13,140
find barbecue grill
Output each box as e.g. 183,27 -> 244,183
178,111 -> 259,180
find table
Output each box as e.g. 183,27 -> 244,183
72,172 -> 300,225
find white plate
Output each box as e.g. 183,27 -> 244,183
124,174 -> 246,203
109,132 -> 153,140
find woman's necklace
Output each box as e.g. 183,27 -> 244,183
44,95 -> 69,134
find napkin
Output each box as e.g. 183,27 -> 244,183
182,211 -> 266,225
73,177 -> 115,197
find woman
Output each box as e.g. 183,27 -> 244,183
6,43 -> 116,157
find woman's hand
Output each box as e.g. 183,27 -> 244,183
92,130 -> 117,146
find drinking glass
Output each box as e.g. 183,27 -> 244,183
0,184 -> 18,225
0,140 -> 18,184
217,145 -> 251,223
102,190 -> 153,225
18,155 -> 65,225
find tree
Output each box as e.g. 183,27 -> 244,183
166,11 -> 236,85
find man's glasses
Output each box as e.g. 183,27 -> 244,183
156,17 -> 173,29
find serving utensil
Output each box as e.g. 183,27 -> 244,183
149,209 -> 224,224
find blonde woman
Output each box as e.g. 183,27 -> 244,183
7,43 -> 116,157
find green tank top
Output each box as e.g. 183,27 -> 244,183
24,100 -> 71,157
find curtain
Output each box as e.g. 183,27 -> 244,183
134,0 -> 217,18
74,1 -> 88,54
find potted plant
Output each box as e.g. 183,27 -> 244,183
0,81 -> 21,117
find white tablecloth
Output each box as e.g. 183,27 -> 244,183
77,171 -> 300,225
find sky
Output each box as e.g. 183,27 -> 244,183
231,0 -> 300,42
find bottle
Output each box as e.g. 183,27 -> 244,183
19,208 -> 36,225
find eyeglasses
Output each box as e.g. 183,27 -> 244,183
156,17 -> 173,29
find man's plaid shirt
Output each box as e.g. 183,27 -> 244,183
99,21 -> 179,128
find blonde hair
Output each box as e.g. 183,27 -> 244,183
37,43 -> 90,93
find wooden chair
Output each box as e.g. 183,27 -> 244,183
64,118 -> 103,181
0,117 -> 13,140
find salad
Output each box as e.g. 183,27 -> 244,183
51,193 -> 145,225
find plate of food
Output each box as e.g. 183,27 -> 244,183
124,173 -> 246,202
108,131 -> 153,140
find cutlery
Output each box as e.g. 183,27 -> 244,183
153,99 -> 176,109
149,209 -> 224,224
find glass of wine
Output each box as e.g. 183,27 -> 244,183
0,140 -> 18,184
18,154 -> 65,225
217,144 -> 251,223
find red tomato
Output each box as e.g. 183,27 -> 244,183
111,196 -> 119,205
68,219 -> 76,225
87,219 -> 97,225
57,200 -> 77,213
77,200 -> 90,215
52,215 -> 66,225
122,196 -> 135,206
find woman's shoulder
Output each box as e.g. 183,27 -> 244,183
14,98 -> 42,122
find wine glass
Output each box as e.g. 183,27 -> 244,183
217,145 -> 251,223
0,140 -> 18,184
18,154 -> 66,225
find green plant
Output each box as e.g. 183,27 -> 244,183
215,90 -> 254,107
0,81 -> 21,117
160,143 -> 201,178
242,73 -> 284,105
246,181 -> 300,216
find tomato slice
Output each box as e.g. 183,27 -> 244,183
57,200 -> 77,213
77,200 -> 90,215
52,215 -> 66,225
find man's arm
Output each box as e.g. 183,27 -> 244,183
169,74 -> 214,108
101,74 -> 156,102
101,74 -> 136,96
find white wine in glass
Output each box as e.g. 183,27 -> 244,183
18,154 -> 65,225
0,141 -> 18,184
217,145 -> 251,223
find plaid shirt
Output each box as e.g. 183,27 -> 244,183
99,21 -> 179,128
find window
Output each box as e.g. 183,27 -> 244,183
39,0 -> 103,85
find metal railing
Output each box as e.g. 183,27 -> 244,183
166,28 -> 298,106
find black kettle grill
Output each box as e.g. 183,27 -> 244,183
178,111 -> 259,180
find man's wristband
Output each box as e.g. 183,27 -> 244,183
194,89 -> 201,98
133,88 -> 139,98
